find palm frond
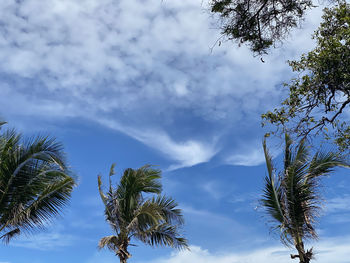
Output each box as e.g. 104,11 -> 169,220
0,228 -> 20,244
118,166 -> 162,200
98,174 -> 112,217
128,195 -> 185,234
98,164 -> 187,260
136,165 -> 162,194
98,235 -> 120,251
282,139 -> 311,235
105,197 -> 123,233
127,201 -> 161,233
17,175 -> 75,228
117,166 -> 162,223
152,195 -> 184,225
308,151 -> 350,179
16,136 -> 67,174
293,138 -> 309,165
136,223 -> 188,250
284,133 -> 293,171
0,121 -> 6,129
0,135 -> 68,207
262,134 -> 350,248
108,163 -> 116,193
2,168 -> 72,224
0,130 -> 75,239
262,139 -> 285,224
98,169 -> 123,233
98,175 -> 107,204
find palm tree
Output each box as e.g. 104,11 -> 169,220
261,134 -> 349,263
98,164 -> 188,263
0,124 -> 76,243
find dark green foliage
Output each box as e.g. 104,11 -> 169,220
0,123 -> 76,243
210,0 -> 313,54
261,134 -> 349,262
98,165 -> 188,263
262,2 -> 350,150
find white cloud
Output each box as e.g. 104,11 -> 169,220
0,0 -> 324,169
200,180 -> 250,201
87,252 -> 116,263
201,181 -> 223,200
145,245 -> 288,263
138,237 -> 350,263
87,238 -> 350,263
181,205 -> 249,234
98,118 -> 219,169
11,231 -> 76,251
128,130 -> 218,169
224,137 -> 283,167
225,147 -> 265,166
325,195 -> 350,213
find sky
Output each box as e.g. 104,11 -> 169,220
1,0 -> 350,262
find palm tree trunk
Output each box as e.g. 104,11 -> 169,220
296,241 -> 306,263
117,243 -> 131,263
290,234 -> 310,263
118,253 -> 128,263
291,239 -> 311,263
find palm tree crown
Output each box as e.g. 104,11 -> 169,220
261,134 -> 349,263
0,124 -> 76,243
98,164 -> 188,263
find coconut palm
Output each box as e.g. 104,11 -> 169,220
0,124 -> 75,243
261,134 -> 349,263
98,164 -> 188,263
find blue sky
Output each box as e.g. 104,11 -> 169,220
1,0 -> 350,262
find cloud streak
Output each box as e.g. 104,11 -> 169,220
0,0 -> 324,168
225,147 -> 265,166
139,236 -> 350,263
10,231 -> 76,251
98,118 -> 219,169
325,195 -> 350,213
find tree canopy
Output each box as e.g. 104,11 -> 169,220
98,164 -> 188,263
210,0 -> 314,54
262,2 -> 350,150
0,123 -> 76,243
261,134 -> 349,263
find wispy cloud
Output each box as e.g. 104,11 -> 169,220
325,195 -> 350,213
181,205 -> 249,234
138,236 -> 350,263
86,252 -> 116,263
201,181 -> 223,200
98,118 -> 219,169
323,194 -> 350,224
10,230 -> 76,251
0,0 -> 324,169
225,147 -> 265,166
